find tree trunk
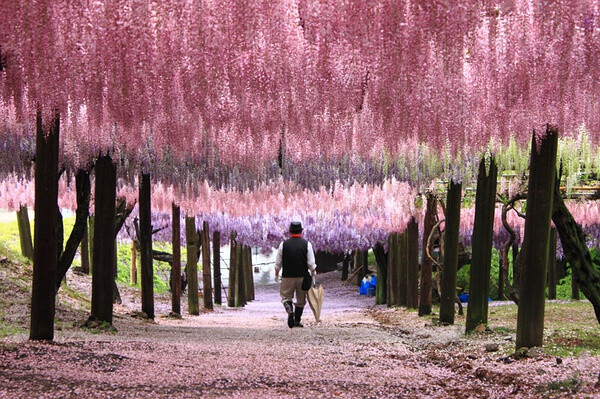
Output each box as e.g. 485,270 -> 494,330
407,217 -> 419,309
171,203 -> 181,315
572,273 -> 580,300
547,227 -> 557,300
228,231 -> 237,307
139,173 -> 154,319
419,193 -> 437,316
552,183 -> 600,323
516,127 -> 558,349
16,205 -> 34,260
90,155 -> 116,324
56,169 -> 91,291
213,231 -> 222,305
81,221 -> 90,274
30,110 -> 59,341
373,242 -> 387,305
201,221 -> 213,310
466,157 -> 498,333
440,180 -> 462,325
185,216 -> 199,315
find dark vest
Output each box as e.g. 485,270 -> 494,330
281,237 -> 308,278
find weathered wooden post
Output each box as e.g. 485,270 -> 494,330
213,231 -> 222,305
387,232 -> 399,307
374,242 -> 387,305
16,204 -> 34,260
516,127 -> 558,349
466,157 -> 497,333
440,180 -> 462,325
201,221 -> 213,310
91,154 -> 116,325
171,203 -> 181,314
407,217 -> 419,309
185,215 -> 199,315
130,240 -> 137,285
227,231 -> 238,307
139,173 -> 154,319
30,111 -> 59,341
246,246 -> 255,301
398,229 -> 408,306
419,193 -> 437,316
81,221 -> 90,274
235,242 -> 246,307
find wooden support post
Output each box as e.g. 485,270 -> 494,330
516,127 -> 558,349
355,250 -> 363,287
81,221 -> 90,274
228,231 -> 237,307
16,205 -> 34,260
407,217 -> 419,309
171,203 -> 181,314
398,229 -> 408,307
30,110 -> 59,341
235,242 -> 246,307
139,172 -> 154,319
466,157 -> 498,333
91,154 -> 116,324
419,193 -> 436,316
440,179 -> 462,325
201,221 -> 213,310
373,243 -> 387,305
185,215 -> 199,315
213,231 -> 222,305
245,246 -> 254,301
387,233 -> 399,307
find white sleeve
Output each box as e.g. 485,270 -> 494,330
274,242 -> 283,272
307,242 -> 317,271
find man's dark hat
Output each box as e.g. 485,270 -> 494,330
289,221 -> 303,234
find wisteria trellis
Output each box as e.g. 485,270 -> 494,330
1,1 -> 600,249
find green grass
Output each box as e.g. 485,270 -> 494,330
488,301 -> 600,357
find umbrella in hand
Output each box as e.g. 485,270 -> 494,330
307,275 -> 324,322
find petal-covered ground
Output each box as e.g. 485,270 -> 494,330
1,270 -> 600,398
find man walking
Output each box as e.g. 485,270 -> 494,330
274,221 -> 317,328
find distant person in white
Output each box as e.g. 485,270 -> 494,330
274,221 -> 317,328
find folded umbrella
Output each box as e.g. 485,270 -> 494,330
307,275 -> 324,322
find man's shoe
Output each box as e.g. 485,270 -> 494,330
284,301 -> 294,328
294,306 -> 304,327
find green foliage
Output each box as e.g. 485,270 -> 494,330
367,249 -> 376,268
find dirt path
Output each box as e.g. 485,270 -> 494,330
1,270 -> 600,398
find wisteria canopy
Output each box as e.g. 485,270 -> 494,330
1,1 -> 600,250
